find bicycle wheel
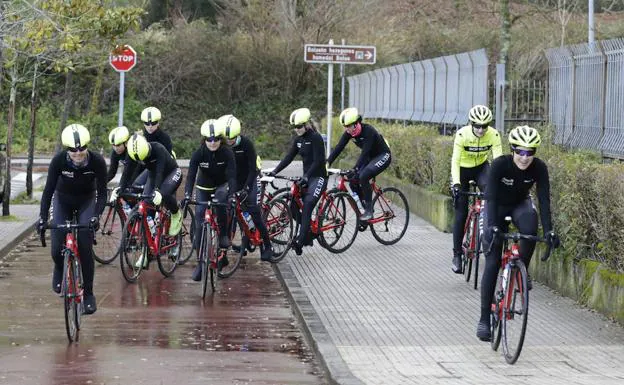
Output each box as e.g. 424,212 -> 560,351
157,221 -> 180,278
270,187 -> 290,202
473,215 -> 482,291
318,191 -> 359,253
462,215 -> 474,283
490,269 -> 504,351
178,204 -> 195,265
218,216 -> 245,278
200,225 -> 214,298
501,261 -> 529,364
63,251 -> 79,342
263,198 -> 293,263
93,204 -> 124,264
120,212 -> 146,283
370,187 -> 409,245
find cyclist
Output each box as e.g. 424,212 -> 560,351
218,114 -> 274,262
184,119 -> 237,281
106,126 -> 132,183
141,106 -> 173,155
267,107 -> 327,256
476,125 -> 560,341
327,107 -> 392,221
113,133 -> 183,263
37,124 -> 107,315
450,105 -> 502,274
134,107 -> 175,187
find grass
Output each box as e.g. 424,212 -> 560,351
0,214 -> 21,221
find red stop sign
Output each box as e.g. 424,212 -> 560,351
109,45 -> 137,72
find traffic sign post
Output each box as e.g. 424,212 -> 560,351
109,45 -> 138,126
304,41 -> 376,156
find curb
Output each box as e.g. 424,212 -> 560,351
274,261 -> 365,385
0,217 -> 38,260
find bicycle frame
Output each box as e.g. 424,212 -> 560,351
130,200 -> 175,257
331,170 -> 394,226
287,179 -> 345,235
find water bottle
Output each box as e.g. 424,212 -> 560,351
242,211 -> 255,231
351,192 -> 363,211
146,215 -> 156,235
122,202 -> 131,217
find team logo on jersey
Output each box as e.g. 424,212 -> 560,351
297,143 -> 302,149
199,162 -> 210,168
523,179 -> 534,183
464,145 -> 492,152
501,177 -> 514,186
62,171 -> 74,178
217,162 -> 225,165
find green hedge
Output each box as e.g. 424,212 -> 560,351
329,120 -> 624,274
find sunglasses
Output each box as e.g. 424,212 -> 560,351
293,124 -> 305,129
472,124 -> 487,130
68,145 -> 88,152
205,137 -> 221,143
512,147 -> 536,157
143,121 -> 159,126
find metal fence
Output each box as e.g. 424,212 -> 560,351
545,37 -> 624,158
347,49 -> 489,126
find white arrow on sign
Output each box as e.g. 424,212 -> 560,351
365,51 -> 373,60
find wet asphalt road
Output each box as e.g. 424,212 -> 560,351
0,232 -> 327,385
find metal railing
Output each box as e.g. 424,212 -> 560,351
347,49 -> 489,125
545,37 -> 624,158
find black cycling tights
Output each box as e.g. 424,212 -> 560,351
452,162 -> 489,252
349,152 -> 391,209
51,192 -> 96,295
479,198 -> 538,322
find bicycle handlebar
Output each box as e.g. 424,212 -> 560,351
487,232 -> 554,261
39,222 -> 96,247
327,168 -> 354,177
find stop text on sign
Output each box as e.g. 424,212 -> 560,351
109,45 -> 137,72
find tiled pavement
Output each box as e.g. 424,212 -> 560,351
271,165 -> 624,385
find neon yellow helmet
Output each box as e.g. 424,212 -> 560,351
108,126 -> 130,145
289,108 -> 311,126
127,133 -> 151,161
339,107 -> 360,126
508,126 -> 541,148
218,114 -> 241,139
201,119 -> 224,138
61,124 -> 90,149
468,105 -> 493,125
141,107 -> 162,123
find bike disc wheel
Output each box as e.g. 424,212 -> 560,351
63,252 -> 79,342
93,205 -> 124,264
120,213 -> 146,283
263,198 -> 293,263
370,187 -> 409,245
318,191 -> 359,253
502,262 -> 529,364
178,204 -> 195,265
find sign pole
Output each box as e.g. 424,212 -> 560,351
340,39 -> 346,112
118,71 -> 125,127
326,39 -> 334,158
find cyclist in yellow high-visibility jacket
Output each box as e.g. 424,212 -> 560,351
450,105 -> 502,274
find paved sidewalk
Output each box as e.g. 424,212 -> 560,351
0,205 -> 40,260
274,179 -> 624,385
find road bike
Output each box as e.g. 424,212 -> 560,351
489,220 -> 553,364
39,214 -> 96,343
457,180 -> 484,290
326,168 -> 409,245
119,192 -> 186,283
272,174 -> 359,254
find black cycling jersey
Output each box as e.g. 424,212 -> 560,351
106,149 -> 132,183
118,142 -> 177,195
185,144 -> 237,196
485,155 -> 552,233
143,128 -> 173,155
327,123 -> 390,169
231,135 -> 258,191
40,150 -> 107,221
273,129 -> 327,179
